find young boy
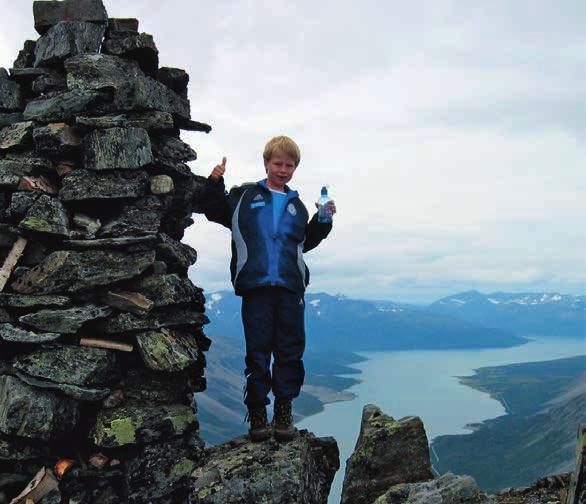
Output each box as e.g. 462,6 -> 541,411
202,136 -> 336,441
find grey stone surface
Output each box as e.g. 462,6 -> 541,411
65,53 -> 142,92
33,0 -> 108,35
32,122 -> 82,154
31,71 -> 67,93
152,134 -> 196,162
0,323 -> 60,343
190,432 -> 339,504
19,194 -> 69,237
0,293 -> 70,308
0,112 -> 24,127
8,67 -> 53,83
19,304 -> 111,334
76,111 -> 174,130
14,371 -> 111,401
132,274 -> 202,307
83,127 -> 153,170
156,233 -> 198,273
0,435 -> 49,460
341,404 -> 434,504
34,21 -> 105,68
13,344 -> 118,387
6,192 -> 40,220
103,306 -> 208,333
136,328 -> 201,372
150,174 -> 174,194
107,18 -> 139,34
103,32 -> 158,74
0,76 -> 22,111
12,40 -> 36,68
98,196 -> 162,237
0,375 -> 79,440
59,169 -> 149,201
72,213 -> 101,238
11,249 -> 155,294
63,235 -> 157,249
0,158 -> 35,188
157,67 -> 189,95
24,89 -> 102,122
0,121 -> 34,151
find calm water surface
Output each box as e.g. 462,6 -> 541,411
297,337 -> 586,504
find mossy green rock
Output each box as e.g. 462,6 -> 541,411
13,344 -> 117,387
104,305 -> 208,333
0,375 -> 79,440
98,196 -> 162,237
11,249 -> 154,294
65,53 -> 141,92
0,293 -> 70,308
0,322 -> 60,343
93,403 -> 197,448
19,304 -> 111,333
59,169 -> 148,201
0,121 -> 34,151
136,329 -> 201,372
132,273 -> 202,307
19,194 -> 69,237
190,432 -> 339,504
341,404 -> 434,504
23,89 -> 101,122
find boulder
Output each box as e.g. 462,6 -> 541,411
102,32 -> 159,75
83,127 -> 153,170
76,111 -> 174,130
341,404 -> 434,504
31,71 -> 67,93
0,323 -> 60,343
0,121 -> 34,151
0,375 -> 79,440
24,89 -> 102,122
98,196 -> 162,237
93,403 -> 197,448
0,76 -> 23,111
136,328 -> 202,372
65,53 -> 142,92
33,0 -> 108,35
157,67 -> 189,96
8,67 -> 54,83
132,274 -> 202,307
107,18 -> 139,34
150,174 -> 174,194
12,40 -> 36,69
156,233 -> 198,273
190,432 -> 339,504
18,304 -> 111,334
59,169 -> 149,201
11,249 -> 155,294
103,306 -> 208,333
18,194 -> 69,237
152,134 -> 196,162
34,21 -> 105,68
13,344 -> 117,387
32,123 -> 82,154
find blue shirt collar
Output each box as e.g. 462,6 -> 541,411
257,179 -> 298,198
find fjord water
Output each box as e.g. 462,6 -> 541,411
297,337 -> 586,504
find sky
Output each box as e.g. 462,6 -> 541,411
1,0 -> 584,303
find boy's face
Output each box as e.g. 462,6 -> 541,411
264,151 -> 297,191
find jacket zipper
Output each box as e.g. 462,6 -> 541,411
269,192 -> 294,285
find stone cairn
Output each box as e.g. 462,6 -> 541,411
0,1 -> 215,502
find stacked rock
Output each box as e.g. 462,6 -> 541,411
0,1 -> 213,502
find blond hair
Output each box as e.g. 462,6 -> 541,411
263,136 -> 301,167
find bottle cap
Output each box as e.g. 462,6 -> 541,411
321,186 -> 328,196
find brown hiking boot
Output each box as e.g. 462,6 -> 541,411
273,398 -> 297,441
246,405 -> 270,442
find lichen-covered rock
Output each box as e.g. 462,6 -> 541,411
13,344 -> 117,387
33,0 -> 108,35
6,192 -> 41,222
152,134 -> 197,162
0,323 -> 60,343
63,235 -> 157,249
0,75 -> 23,111
0,112 -> 24,127
0,158 -> 35,187
150,174 -> 174,194
93,403 -> 197,448
34,21 -> 105,68
126,436 -> 205,504
15,371 -> 111,401
83,126 -> 153,170
103,306 -> 207,333
12,40 -> 36,68
18,304 -> 111,334
0,375 -> 79,440
11,249 -> 155,294
190,432 -> 339,504
31,71 -> 67,93
32,122 -> 82,154
132,274 -> 202,307
19,194 -> 69,237
9,66 -> 54,83
23,88 -> 102,122
102,32 -> 158,75
376,473 -> 494,504
0,434 -> 49,461
0,293 -> 70,308
156,233 -> 197,273
72,213 -> 101,238
107,18 -> 139,34
0,121 -> 34,151
59,169 -> 149,201
112,75 -> 190,119
98,196 -> 162,237
136,328 -> 201,372
157,67 -> 189,96
76,110 -> 174,130
65,53 -> 142,92
341,404 -> 434,504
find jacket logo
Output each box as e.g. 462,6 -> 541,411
253,194 -> 264,201
251,201 -> 265,209
287,203 -> 297,216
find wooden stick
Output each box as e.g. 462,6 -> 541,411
80,338 -> 133,352
0,237 -> 28,292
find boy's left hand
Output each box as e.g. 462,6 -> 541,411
315,200 -> 336,215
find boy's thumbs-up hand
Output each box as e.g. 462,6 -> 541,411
210,156 -> 227,181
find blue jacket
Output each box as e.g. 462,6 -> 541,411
202,177 -> 332,295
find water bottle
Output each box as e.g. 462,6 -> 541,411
317,186 -> 333,223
